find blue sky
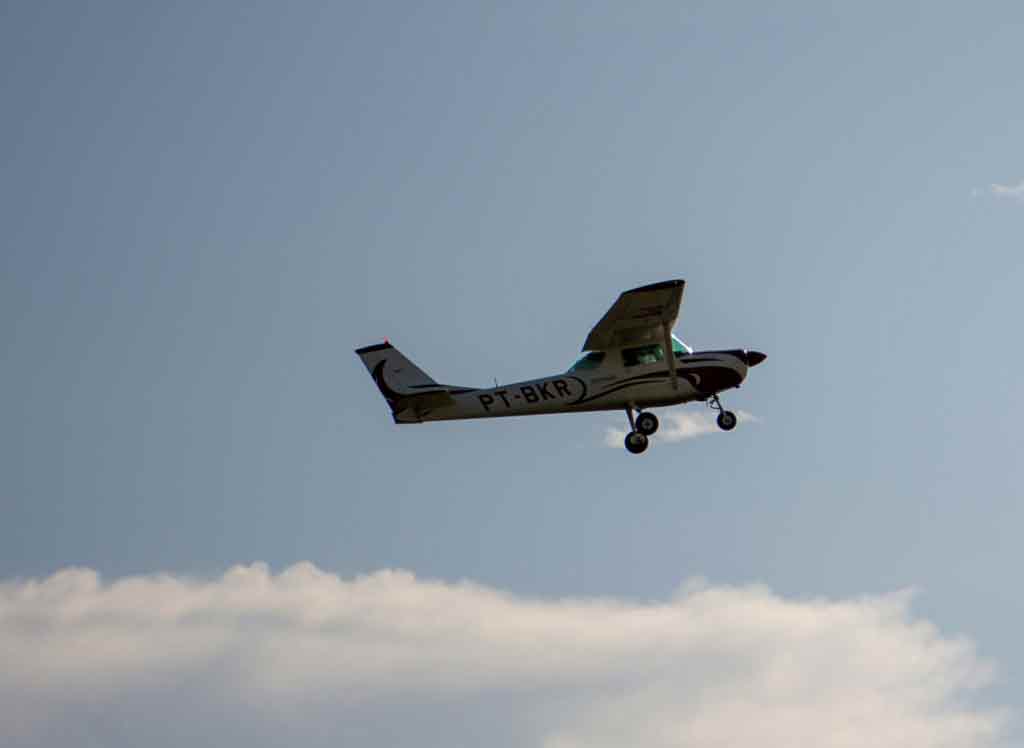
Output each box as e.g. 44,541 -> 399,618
2,3 -> 1022,746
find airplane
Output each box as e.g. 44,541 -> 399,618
355,279 -> 766,454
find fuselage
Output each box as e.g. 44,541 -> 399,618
401,348 -> 758,424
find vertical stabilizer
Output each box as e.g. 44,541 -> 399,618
354,341 -> 441,395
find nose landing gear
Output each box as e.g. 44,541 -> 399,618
707,394 -> 737,431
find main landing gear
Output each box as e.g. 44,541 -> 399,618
623,408 -> 659,454
707,394 -> 737,431
622,397 -> 737,455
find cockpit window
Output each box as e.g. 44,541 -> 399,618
569,351 -> 606,372
622,344 -> 664,367
622,337 -> 692,367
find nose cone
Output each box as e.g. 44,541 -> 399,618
745,350 -> 767,367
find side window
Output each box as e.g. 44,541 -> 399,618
622,344 -> 664,367
570,351 -> 606,372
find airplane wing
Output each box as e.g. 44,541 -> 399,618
583,279 -> 686,390
583,279 -> 685,351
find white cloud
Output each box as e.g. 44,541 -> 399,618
989,180 -> 1024,202
604,410 -> 759,447
0,563 -> 1006,748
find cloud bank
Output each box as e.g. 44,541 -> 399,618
604,410 -> 759,447
0,563 -> 1006,748
989,180 -> 1024,202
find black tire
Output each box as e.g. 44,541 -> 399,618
624,431 -> 649,454
636,411 -> 659,436
717,410 -> 737,431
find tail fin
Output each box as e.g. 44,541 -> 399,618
355,342 -> 439,393
354,341 -> 455,422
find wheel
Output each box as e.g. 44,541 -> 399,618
635,411 -> 659,436
717,410 -> 737,431
624,431 -> 649,454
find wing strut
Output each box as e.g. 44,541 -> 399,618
662,322 -> 678,390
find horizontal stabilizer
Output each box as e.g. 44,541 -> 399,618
388,389 -> 456,423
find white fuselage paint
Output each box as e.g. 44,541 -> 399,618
393,349 -> 750,424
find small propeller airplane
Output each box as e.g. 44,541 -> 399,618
355,279 -> 765,454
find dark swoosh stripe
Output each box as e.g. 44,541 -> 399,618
371,361 -> 404,402
675,357 -> 724,365
575,378 -> 667,405
613,372 -> 664,386
604,360 -> 725,387
576,363 -> 737,405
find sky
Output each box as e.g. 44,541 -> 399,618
2,2 -> 1023,746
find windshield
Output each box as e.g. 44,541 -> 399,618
672,335 -> 693,356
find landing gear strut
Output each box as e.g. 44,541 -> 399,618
623,408 -> 657,454
707,394 -> 737,431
